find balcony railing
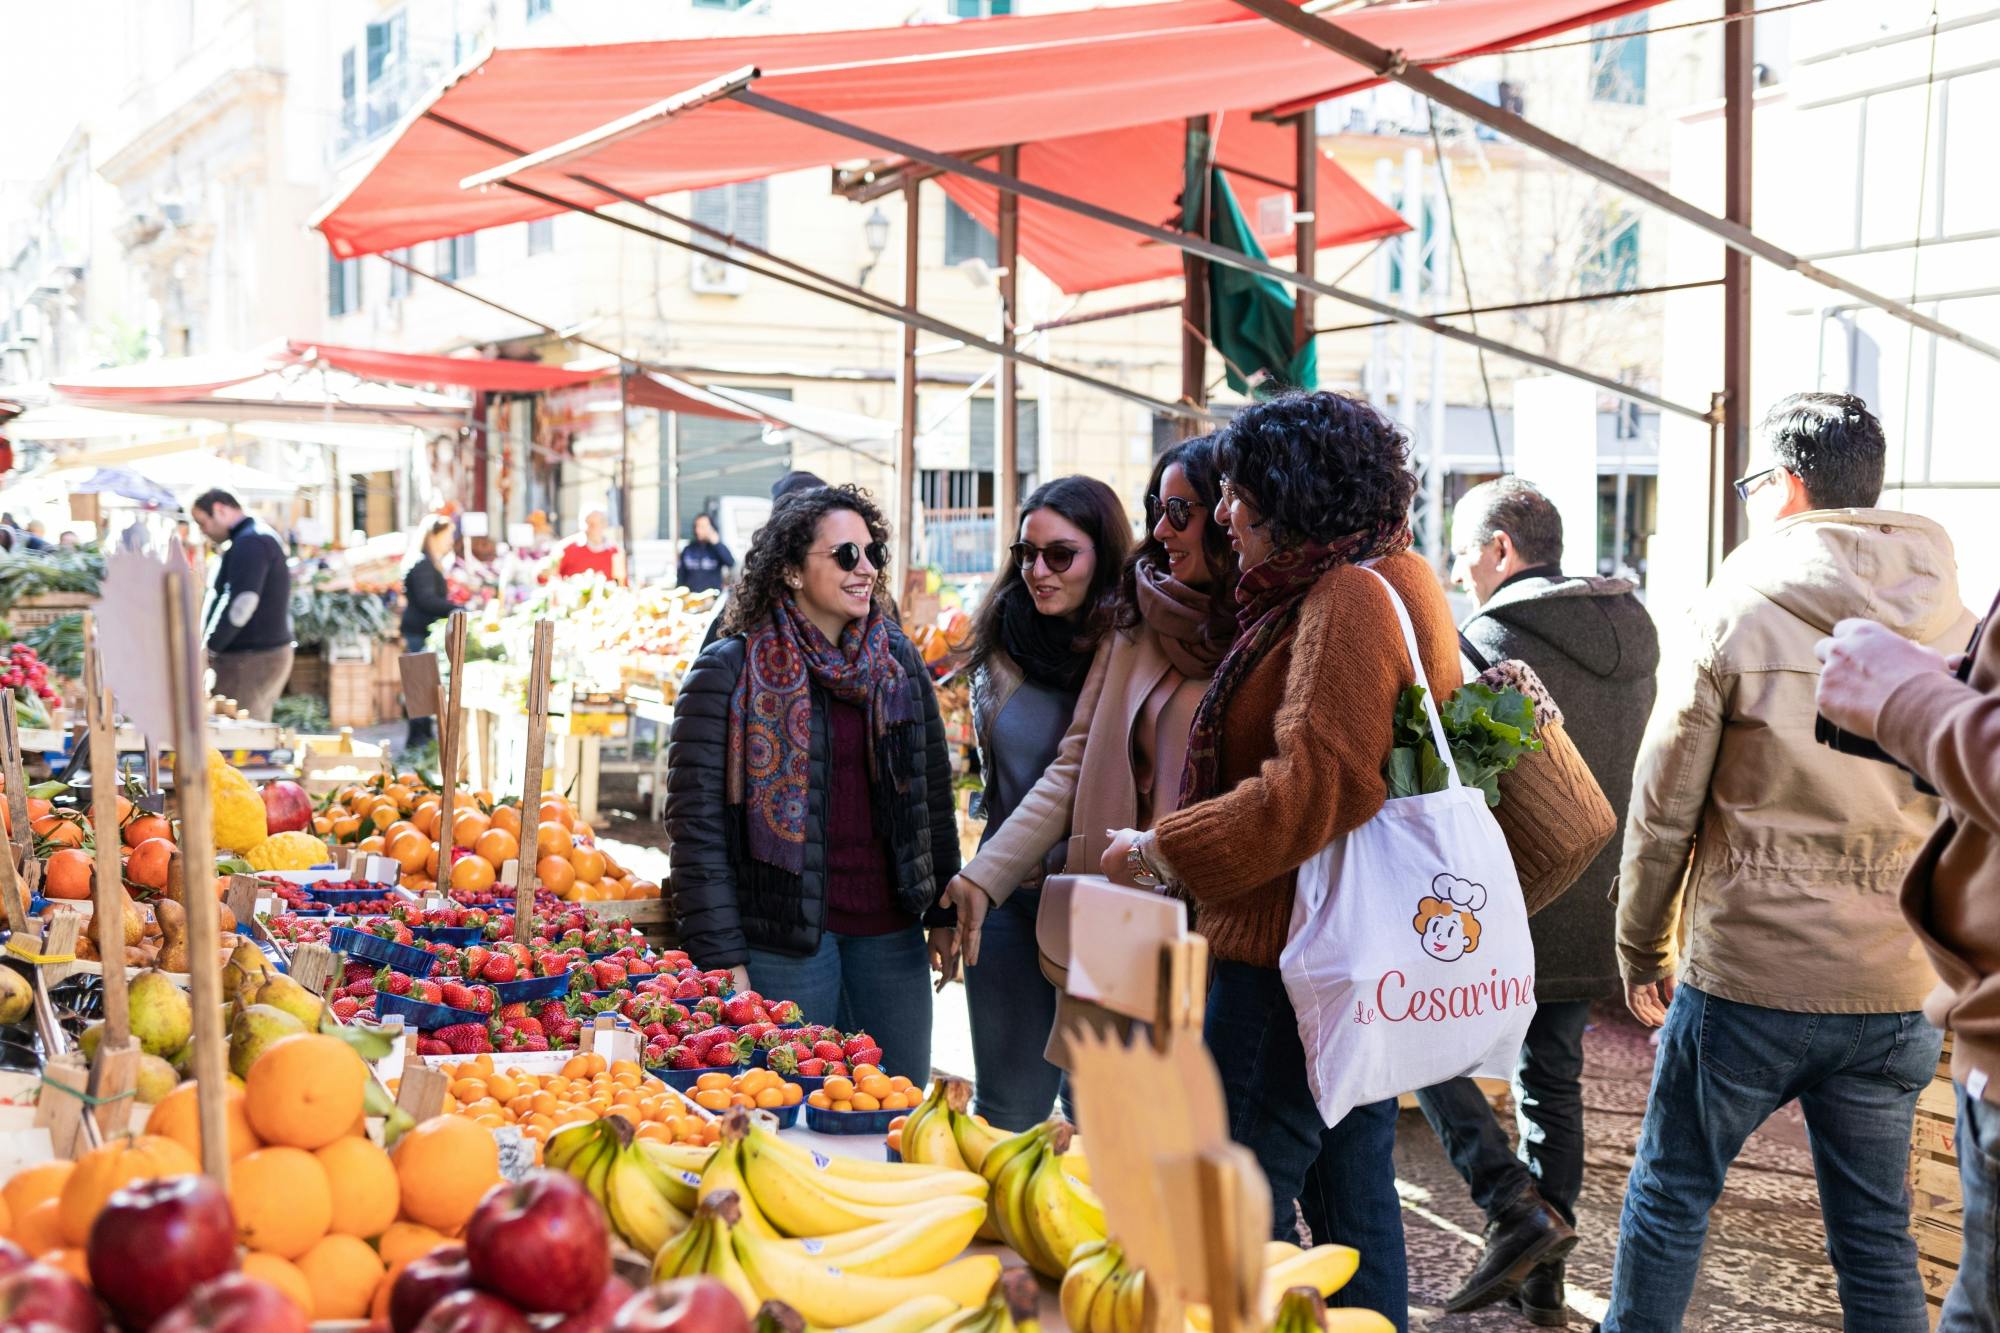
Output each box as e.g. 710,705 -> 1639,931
921,506 -> 999,576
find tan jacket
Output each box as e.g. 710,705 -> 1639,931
1619,509 -> 1975,1013
1881,590 -> 2000,1103
961,623 -> 1183,900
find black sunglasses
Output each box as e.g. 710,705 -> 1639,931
1148,494 -> 1196,532
1011,540 -> 1088,574
813,541 -> 888,573
1733,467 -> 1779,503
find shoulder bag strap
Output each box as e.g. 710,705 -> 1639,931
1457,631 -> 1494,674
1357,564 -> 1462,793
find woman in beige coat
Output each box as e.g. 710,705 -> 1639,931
946,436 -> 1240,1113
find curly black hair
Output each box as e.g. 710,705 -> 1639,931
1215,391 -> 1418,549
721,484 -> 892,636
1114,435 -> 1239,632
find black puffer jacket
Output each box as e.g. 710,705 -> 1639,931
665,628 -> 960,968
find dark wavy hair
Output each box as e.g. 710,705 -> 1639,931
721,484 -> 892,636
1115,435 -> 1239,631
968,475 -> 1133,675
1759,391 -> 1886,510
1216,391 -> 1418,549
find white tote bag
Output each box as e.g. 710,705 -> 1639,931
1278,566 -> 1536,1128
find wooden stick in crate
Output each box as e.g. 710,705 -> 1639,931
82,616 -> 139,1136
162,564 -> 231,1183
0,708 -> 39,926
514,621 -> 555,947
436,612 -> 468,904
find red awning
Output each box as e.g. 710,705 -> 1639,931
286,340 -> 597,391
313,0 -> 1659,266
622,370 -> 770,423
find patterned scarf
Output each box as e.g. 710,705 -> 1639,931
1178,518 -> 1413,808
726,594 -> 917,875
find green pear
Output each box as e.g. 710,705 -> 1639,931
252,973 -> 324,1032
133,1054 -> 180,1104
129,969 -> 194,1059
79,1020 -> 104,1063
221,940 -> 278,1004
228,1003 -> 305,1080
0,967 -> 32,1026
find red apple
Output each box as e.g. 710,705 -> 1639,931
391,1246 -> 475,1333
88,1174 -> 237,1329
463,1170 -> 609,1314
549,1275 -> 636,1333
259,780 -> 313,835
611,1278 -> 750,1333
0,1263 -> 104,1333
154,1274 -> 308,1333
412,1289 -> 532,1333
0,1237 -> 33,1281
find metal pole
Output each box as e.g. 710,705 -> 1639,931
1369,158 -> 1393,415
1721,0 -> 1755,557
997,145 -> 1021,573
1224,0 -> 2000,366
618,365 -> 634,580
1426,175 -> 1451,567
896,178 -> 921,599
664,408 -> 680,576
1399,148 -> 1421,538
1181,115 -> 1212,424
1292,111 -> 1317,368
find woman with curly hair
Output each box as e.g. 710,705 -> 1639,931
665,485 -> 960,1082
1102,392 -> 1462,1332
958,475 -> 1132,1129
944,437 -> 1238,1087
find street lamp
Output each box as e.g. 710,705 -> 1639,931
858,206 -> 891,286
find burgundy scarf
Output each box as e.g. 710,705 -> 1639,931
1178,519 -> 1412,808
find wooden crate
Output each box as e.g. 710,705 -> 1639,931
327,660 -> 380,728
1909,1035 -> 1961,1327
8,591 -> 94,631
286,651 -> 329,699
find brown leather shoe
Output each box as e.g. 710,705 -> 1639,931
1442,1193 -> 1576,1314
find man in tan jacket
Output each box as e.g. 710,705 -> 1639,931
1816,594 -> 1997,1328
1605,393 -> 1975,1333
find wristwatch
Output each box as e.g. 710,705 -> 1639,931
1124,843 -> 1160,888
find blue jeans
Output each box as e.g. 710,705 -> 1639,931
1605,985 -> 1943,1333
1941,1081 -> 2000,1331
1205,960 -> 1408,1332
964,887 -> 1073,1131
745,927 -> 933,1083
1415,998 -> 1592,1226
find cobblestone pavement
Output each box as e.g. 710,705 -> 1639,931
594,804 -> 1847,1332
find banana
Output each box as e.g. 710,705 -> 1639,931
1265,1245 -> 1361,1302
703,1204 -> 765,1317
777,1195 -> 986,1276
944,1079 -> 1011,1172
631,1138 -> 705,1215
544,1119 -> 605,1173
1322,1312 -> 1394,1332
750,1115 -> 957,1182
1084,1254 -> 1131,1333
1021,1125 -> 1105,1277
743,1121 -> 985,1206
1059,1140 -> 1092,1188
901,1081 -> 971,1171
698,1127 -> 783,1239
738,1135 -> 928,1236
732,1224 -> 1003,1328
607,1146 -> 688,1256
986,1124 -> 1052,1264
1264,1241 -> 1303,1266
1269,1287 -> 1327,1333
1060,1240 -> 1122,1333
651,1200 -> 713,1280
804,1294 -> 960,1333
1110,1264 -> 1146,1333
655,1192 -> 762,1315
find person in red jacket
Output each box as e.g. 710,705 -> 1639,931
556,510 -> 626,583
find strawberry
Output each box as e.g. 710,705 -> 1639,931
331,997 -> 361,1021
767,998 -> 801,1024
344,961 -> 376,985
846,1045 -> 884,1068
843,1033 -> 877,1059
671,978 -> 703,1002
537,952 -> 569,978
812,1040 -> 844,1063
417,1037 -> 451,1057
440,983 -> 479,1011
796,1058 -> 827,1078
693,997 -> 724,1020
502,1016 -> 545,1039
481,954 -> 518,983
662,1003 -> 690,1025
641,1022 -> 668,1043
766,1046 -> 799,1075
537,999 -> 570,1025
376,968 -> 413,997
592,961 -> 627,989
497,1002 -> 530,1022
667,1045 -> 704,1071
467,986 -> 496,1015
705,1035 -> 749,1067
436,1023 -> 490,1055
410,979 -> 443,1005
666,1020 -> 695,1040
826,1060 -> 850,1078
702,976 -> 728,997
753,1028 -> 790,1050
720,995 -> 759,1027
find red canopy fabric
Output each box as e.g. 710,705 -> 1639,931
286,341 -> 596,391
314,0 -> 1659,265
622,370 -> 769,423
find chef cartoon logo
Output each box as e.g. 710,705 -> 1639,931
1413,874 -> 1485,962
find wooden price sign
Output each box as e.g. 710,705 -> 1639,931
435,613 -> 470,906
0,706 -> 38,932
513,621 -> 555,947
82,615 -> 139,1137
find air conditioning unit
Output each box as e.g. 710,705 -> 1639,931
691,249 -> 748,296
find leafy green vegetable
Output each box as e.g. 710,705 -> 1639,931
23,614 -> 83,681
290,586 -> 392,649
1386,682 -> 1543,807
273,694 -> 331,733
0,545 -> 106,611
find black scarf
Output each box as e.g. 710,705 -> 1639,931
996,581 -> 1093,693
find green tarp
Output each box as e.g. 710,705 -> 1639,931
1182,129 -> 1316,397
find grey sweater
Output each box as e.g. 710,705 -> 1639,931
1464,572 -> 1660,1003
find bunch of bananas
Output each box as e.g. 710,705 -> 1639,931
545,1115 -> 714,1255
657,1189 -> 1004,1327
1062,1238 -> 1389,1333
981,1118 -> 1107,1277
902,1079 -> 1092,1186
1265,1284 -> 1392,1333
755,1266 -> 1041,1333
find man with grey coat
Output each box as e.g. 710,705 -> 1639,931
1415,477 -> 1660,1326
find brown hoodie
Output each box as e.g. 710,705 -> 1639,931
1879,591 -> 2000,1106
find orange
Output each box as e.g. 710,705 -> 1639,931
451,1078 -> 487,1104
388,831 -> 431,873
485,1074 -> 521,1104
39,1248 -> 89,1284
807,1091 -> 831,1109
150,1081 -> 261,1161
782,1083 -> 803,1107
125,837 -> 177,893
392,1115 -> 500,1234
59,1135 -> 198,1245
451,809 -> 490,848
243,1253 -> 316,1317
231,1146 -> 333,1259
14,1199 -> 63,1255
315,1137 -> 401,1239
122,814 -> 172,848
694,1072 -> 732,1092
246,1034 -> 367,1150
536,855 -> 576,897
631,879 -> 662,898
42,848 -> 92,899
4,1161 -> 74,1223
473,828 -> 519,869
0,1191 -> 10,1239
822,1076 -> 855,1102
567,844 -> 606,885
450,855 -> 497,894
857,1074 -> 892,1100
754,1087 -> 785,1110
378,1220 -> 453,1268
412,803 -> 441,837
296,1232 -> 384,1320
539,797 -> 575,831
489,804 -> 522,839
534,821 -> 571,859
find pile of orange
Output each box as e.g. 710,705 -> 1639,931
419,1052 -> 718,1150
803,1065 -> 917,1113
686,1068 -> 806,1114
309,775 -> 660,903
0,1032 -> 504,1324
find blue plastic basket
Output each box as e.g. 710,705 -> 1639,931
492,970 -> 572,1005
375,992 -> 486,1031
329,926 -> 438,977
411,925 -> 481,947
308,886 -> 402,907
804,1105 -> 901,1136
755,1103 -> 801,1131
651,1064 -> 747,1092
289,905 -> 332,917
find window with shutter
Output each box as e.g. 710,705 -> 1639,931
944,199 -> 998,267
526,218 -> 554,255
690,181 -> 766,294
